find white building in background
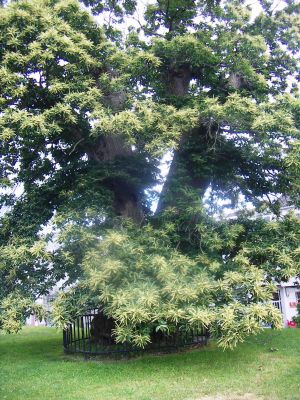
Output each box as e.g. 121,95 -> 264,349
26,286 -> 59,327
273,278 -> 300,327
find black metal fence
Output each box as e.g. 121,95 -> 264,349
63,309 -> 209,357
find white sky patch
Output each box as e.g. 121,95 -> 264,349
90,0 -> 288,39
151,151 -> 173,212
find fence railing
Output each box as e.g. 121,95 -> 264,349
63,309 -> 209,357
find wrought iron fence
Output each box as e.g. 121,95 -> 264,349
63,309 -> 209,357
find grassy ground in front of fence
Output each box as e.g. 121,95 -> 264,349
0,327 -> 299,400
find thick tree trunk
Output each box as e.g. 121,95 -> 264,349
157,67 -> 252,214
165,64 -> 192,97
157,66 -> 210,213
156,125 -> 210,212
74,90 -> 144,223
87,135 -> 144,223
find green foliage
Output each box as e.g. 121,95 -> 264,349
53,223 -> 283,349
292,302 -> 300,327
51,285 -> 100,328
154,197 -> 300,283
0,291 -> 44,334
0,237 -> 53,306
234,213 -> 300,282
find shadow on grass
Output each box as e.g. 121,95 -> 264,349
0,326 -> 262,371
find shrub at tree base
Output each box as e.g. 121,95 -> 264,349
52,225 -> 284,349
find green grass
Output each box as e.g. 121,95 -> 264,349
0,327 -> 299,400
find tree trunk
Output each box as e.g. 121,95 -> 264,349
157,66 -> 210,213
74,91 -> 145,224
156,125 -> 210,212
88,135 -> 144,223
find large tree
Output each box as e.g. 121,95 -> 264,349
0,0 -> 299,346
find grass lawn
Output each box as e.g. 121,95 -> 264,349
0,327 -> 299,400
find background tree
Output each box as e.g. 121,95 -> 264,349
0,0 -> 299,346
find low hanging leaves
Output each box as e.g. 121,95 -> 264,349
52,220 -> 289,349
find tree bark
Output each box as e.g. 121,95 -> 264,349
74,91 -> 145,223
87,135 -> 144,223
157,65 -> 210,213
156,125 -> 210,212
165,64 -> 192,97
